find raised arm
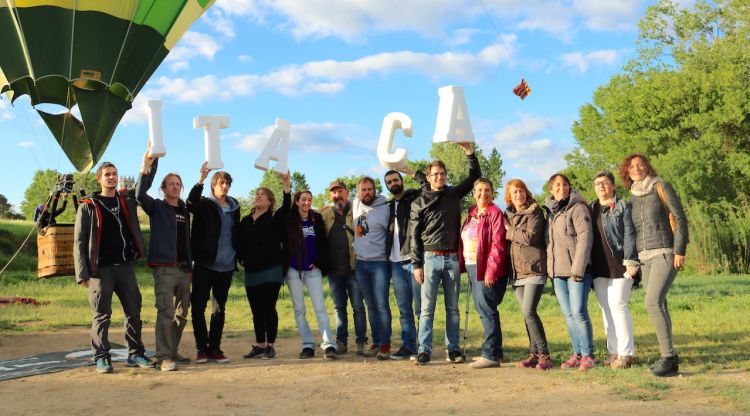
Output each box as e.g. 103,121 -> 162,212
135,148 -> 158,214
452,143 -> 481,198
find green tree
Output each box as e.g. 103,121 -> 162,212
427,142 -> 506,207
0,194 -> 24,219
291,172 -> 310,193
568,0 -> 750,207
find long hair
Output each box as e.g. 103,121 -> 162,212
250,187 -> 276,215
159,172 -> 184,201
287,190 -> 314,265
619,153 -> 657,188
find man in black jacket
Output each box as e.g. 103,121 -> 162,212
137,148 -> 192,371
409,142 -> 480,365
384,166 -> 426,360
187,162 -> 240,364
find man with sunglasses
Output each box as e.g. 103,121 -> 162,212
408,142 -> 480,365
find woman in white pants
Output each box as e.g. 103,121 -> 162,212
589,171 -> 639,368
285,191 -> 337,360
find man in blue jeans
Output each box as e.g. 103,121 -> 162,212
384,166 -> 427,359
353,177 -> 392,360
409,142 -> 480,365
320,180 -> 368,355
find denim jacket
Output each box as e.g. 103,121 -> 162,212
590,196 -> 638,267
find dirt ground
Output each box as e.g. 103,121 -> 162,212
0,328 -> 744,416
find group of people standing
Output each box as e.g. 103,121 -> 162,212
73,142 -> 687,378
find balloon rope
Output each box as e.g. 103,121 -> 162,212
0,223 -> 36,285
477,0 -> 517,69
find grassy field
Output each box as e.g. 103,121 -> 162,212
2,219 -> 750,411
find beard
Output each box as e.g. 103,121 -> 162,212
333,199 -> 348,211
360,194 -> 375,206
387,184 -> 403,196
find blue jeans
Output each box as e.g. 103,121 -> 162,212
418,253 -> 460,355
391,260 -> 420,352
553,275 -> 594,357
328,271 -> 368,345
355,260 -> 392,347
285,267 -> 336,350
466,264 -> 507,361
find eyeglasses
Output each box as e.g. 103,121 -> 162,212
593,179 -> 611,187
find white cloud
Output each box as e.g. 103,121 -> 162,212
446,28 -> 481,47
166,31 -> 222,72
559,49 -> 619,73
17,141 -> 34,148
238,121 -> 375,155
0,98 -> 13,121
144,43 -> 514,105
238,54 -> 253,63
573,0 -> 644,31
487,114 -> 573,191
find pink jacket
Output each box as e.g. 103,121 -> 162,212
459,203 -> 507,284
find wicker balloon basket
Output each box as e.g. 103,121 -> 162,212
37,224 -> 75,278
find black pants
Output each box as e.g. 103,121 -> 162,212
191,265 -> 233,354
245,282 -> 282,344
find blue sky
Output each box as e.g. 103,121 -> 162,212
1,0 -> 667,210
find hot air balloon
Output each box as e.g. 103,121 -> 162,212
0,0 -> 215,172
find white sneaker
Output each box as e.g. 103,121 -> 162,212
469,356 -> 500,369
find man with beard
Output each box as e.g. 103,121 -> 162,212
319,180 -> 369,356
409,142 -> 481,365
384,167 -> 427,359
352,177 -> 392,359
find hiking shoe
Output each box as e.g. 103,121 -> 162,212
536,354 -> 552,370
470,356 -> 500,369
611,355 -> 634,369
652,355 -> 679,377
362,344 -> 379,357
336,341 -> 348,354
390,346 -> 415,360
579,356 -> 596,372
324,347 -> 338,360
356,342 -> 366,356
376,345 -> 391,360
560,354 -> 582,370
517,353 -> 538,368
446,350 -> 465,364
95,357 -> 113,374
195,352 -> 208,364
263,346 -> 277,359
243,345 -> 266,359
603,353 -> 618,366
160,358 -> 177,372
208,350 -> 230,363
415,352 -> 431,365
174,354 -> 191,365
126,353 -> 155,369
299,347 -> 315,359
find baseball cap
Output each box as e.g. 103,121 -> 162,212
328,179 -> 346,191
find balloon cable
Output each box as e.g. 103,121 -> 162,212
0,223 -> 36,286
477,0 -> 518,71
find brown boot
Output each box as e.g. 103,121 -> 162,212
603,353 -> 618,365
611,355 -> 634,369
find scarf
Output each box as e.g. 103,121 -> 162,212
630,176 -> 658,197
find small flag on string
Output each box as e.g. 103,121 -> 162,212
513,78 -> 531,100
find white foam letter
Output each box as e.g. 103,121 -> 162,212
433,85 -> 475,143
377,112 -> 412,171
193,115 -> 230,170
254,118 -> 290,174
147,100 -> 166,157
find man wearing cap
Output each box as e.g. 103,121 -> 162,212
74,161 -> 155,374
319,179 -> 369,356
409,142 -> 481,365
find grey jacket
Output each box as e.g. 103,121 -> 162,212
630,179 -> 688,256
544,189 -> 593,278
